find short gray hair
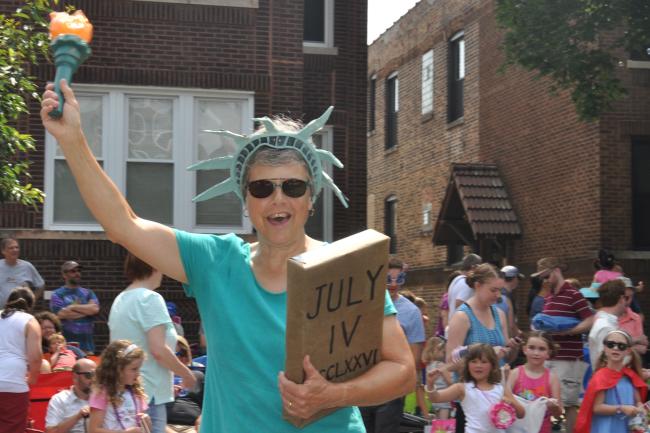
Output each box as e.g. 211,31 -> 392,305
240,115 -> 312,199
1,238 -> 17,251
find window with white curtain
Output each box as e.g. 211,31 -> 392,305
45,84 -> 254,233
194,99 -> 250,227
421,50 -> 434,114
126,97 -> 174,224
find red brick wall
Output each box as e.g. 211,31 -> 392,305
367,0 -> 650,333
3,0 -> 368,235
598,31 -> 650,250
1,0 -> 369,350
367,0 -> 486,270
369,0 -> 650,268
478,2 -> 602,265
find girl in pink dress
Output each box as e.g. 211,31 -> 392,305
506,332 -> 562,433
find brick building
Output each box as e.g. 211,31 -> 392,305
367,0 -> 650,326
0,0 -> 369,349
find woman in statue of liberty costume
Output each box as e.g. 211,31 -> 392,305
41,80 -> 414,433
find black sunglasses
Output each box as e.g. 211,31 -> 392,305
604,341 -> 629,351
246,178 -> 310,199
74,371 -> 95,379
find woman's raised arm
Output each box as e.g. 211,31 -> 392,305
41,80 -> 186,282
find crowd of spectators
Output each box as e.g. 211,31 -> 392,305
0,237 -> 203,433
1,232 -> 648,433
379,250 -> 648,433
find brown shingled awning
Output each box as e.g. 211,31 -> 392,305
432,163 -> 521,245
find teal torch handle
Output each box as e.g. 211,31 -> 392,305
50,64 -> 73,119
48,35 -> 91,119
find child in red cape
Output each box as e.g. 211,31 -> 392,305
575,330 -> 647,433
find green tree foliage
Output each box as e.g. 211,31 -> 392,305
0,0 -> 56,205
496,0 -> 650,121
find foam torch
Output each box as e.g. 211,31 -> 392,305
48,10 -> 93,118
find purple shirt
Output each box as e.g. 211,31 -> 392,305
50,286 -> 99,335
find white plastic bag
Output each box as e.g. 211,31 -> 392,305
505,396 -> 549,433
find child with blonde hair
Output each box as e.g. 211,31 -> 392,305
422,336 -> 453,419
575,330 -> 647,433
48,333 -> 76,371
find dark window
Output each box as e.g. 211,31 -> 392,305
385,74 -> 398,149
448,33 -> 465,122
446,244 -> 464,266
304,0 -> 325,43
385,196 -> 397,253
368,77 -> 376,132
632,136 -> 650,249
630,46 -> 650,62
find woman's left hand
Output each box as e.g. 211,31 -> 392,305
278,355 -> 336,419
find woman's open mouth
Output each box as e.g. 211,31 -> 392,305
267,212 -> 291,225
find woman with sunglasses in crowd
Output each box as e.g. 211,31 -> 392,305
575,330 -> 647,433
41,81 -> 413,433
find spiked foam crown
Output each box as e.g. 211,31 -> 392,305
188,106 -> 348,208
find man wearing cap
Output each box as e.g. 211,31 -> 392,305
447,253 -> 482,321
496,265 -> 525,337
618,276 -> 648,355
50,261 -> 100,354
534,257 -> 594,433
45,358 -> 96,433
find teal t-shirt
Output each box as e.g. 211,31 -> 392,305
108,288 -> 178,404
174,230 -> 396,433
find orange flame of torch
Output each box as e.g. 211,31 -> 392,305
49,10 -> 93,43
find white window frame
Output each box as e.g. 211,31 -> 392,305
303,0 -> 335,50
136,0 -> 259,7
627,60 -> 650,69
44,83 -> 255,234
421,49 -> 434,115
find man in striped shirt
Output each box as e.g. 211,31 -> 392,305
533,257 -> 594,433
